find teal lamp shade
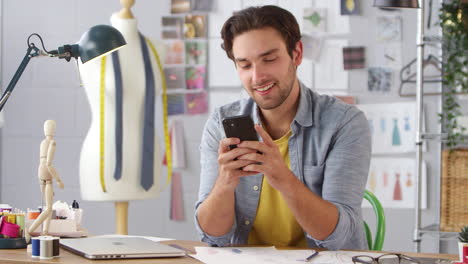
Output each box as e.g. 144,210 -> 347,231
78,24 -> 126,63
373,0 -> 419,8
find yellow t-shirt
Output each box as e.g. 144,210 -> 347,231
247,130 -> 307,247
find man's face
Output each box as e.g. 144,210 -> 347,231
232,27 -> 302,110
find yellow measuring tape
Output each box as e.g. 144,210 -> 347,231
146,38 -> 172,184
99,56 -> 107,193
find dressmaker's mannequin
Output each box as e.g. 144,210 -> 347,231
78,0 -> 165,234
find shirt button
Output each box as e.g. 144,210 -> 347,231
253,185 -> 259,191
244,220 -> 250,225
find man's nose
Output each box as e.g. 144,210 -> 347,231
252,65 -> 266,85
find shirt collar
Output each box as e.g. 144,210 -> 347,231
251,81 -> 314,128
293,81 -> 314,127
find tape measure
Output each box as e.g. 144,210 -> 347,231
146,38 -> 172,184
99,56 -> 107,193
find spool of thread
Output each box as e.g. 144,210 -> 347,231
52,237 -> 60,257
39,236 -> 53,259
27,210 -> 40,220
15,214 -> 25,237
6,213 -> 16,224
31,237 -> 41,258
0,220 -> 20,238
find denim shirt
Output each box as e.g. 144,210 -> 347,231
195,83 -> 371,250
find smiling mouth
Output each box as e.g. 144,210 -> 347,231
254,83 -> 275,92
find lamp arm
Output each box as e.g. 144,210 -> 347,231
0,44 -> 41,112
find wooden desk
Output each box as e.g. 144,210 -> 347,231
0,240 -> 459,264
0,240 -> 206,264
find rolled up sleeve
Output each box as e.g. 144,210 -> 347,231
194,111 -> 235,246
308,108 -> 371,250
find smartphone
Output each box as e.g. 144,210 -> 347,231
222,115 -> 258,150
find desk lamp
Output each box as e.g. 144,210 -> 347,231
373,0 -> 425,252
0,24 -> 126,112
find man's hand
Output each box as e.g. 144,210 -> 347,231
237,124 -> 296,192
216,137 -> 259,192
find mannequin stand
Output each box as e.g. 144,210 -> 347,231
115,201 -> 129,235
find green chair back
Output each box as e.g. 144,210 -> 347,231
363,190 -> 386,250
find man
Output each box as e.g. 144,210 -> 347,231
195,5 -> 371,250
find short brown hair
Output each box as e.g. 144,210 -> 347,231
220,5 -> 301,61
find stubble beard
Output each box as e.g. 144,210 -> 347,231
252,62 -> 297,110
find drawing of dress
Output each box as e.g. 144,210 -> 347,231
383,171 -> 388,187
392,118 -> 401,146
380,118 -> 386,133
393,173 -> 402,201
406,172 -> 413,187
404,116 -> 411,131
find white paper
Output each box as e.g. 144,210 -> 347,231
364,158 -> 427,209
193,248 -> 382,264
376,16 -> 402,42
315,1 -> 350,34
357,102 -> 423,153
193,246 -> 315,264
314,39 -> 349,91
374,43 -> 402,69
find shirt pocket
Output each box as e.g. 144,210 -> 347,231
302,164 -> 325,195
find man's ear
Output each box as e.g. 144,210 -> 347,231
293,41 -> 303,67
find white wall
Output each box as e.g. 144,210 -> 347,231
0,0 -> 456,254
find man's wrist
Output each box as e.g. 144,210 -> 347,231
278,171 -> 302,196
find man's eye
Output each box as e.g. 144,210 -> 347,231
240,64 -> 251,69
264,57 -> 276,62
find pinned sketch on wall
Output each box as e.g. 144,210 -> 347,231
162,17 -> 184,39
315,1 -> 350,34
364,158 -> 427,209
192,0 -> 214,12
184,15 -> 207,38
368,67 -> 393,92
377,16 -> 402,42
167,94 -> 186,115
303,8 -> 327,33
343,46 -> 365,70
302,34 -> 323,62
375,43 -> 403,69
314,39 -> 349,91
341,0 -> 360,15
186,66 -> 206,90
164,67 -> 186,89
186,92 -> 209,114
357,102 -> 423,153
185,40 -> 207,65
165,40 -> 184,64
171,0 -> 191,14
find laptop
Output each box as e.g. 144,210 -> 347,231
60,237 -> 186,259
